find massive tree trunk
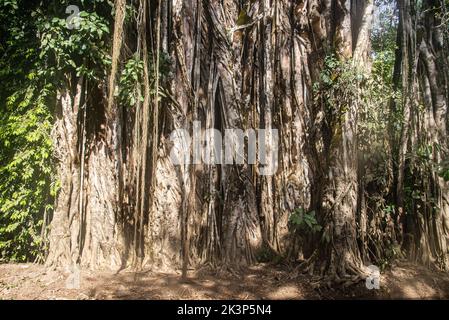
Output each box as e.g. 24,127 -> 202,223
47,0 -> 127,270
399,0 -> 449,269
299,0 -> 374,281
47,76 -> 122,270
45,0 -> 387,282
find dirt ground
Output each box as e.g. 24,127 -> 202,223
1,262 -> 449,300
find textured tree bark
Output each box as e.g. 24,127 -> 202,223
299,0 -> 374,281
47,0 -> 127,270
46,81 -> 83,269
48,0 -> 449,281
396,0 -> 415,244
413,0 -> 448,269
47,74 -> 122,270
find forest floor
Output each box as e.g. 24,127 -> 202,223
1,261 -> 449,300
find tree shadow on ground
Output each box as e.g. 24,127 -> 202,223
87,264 -> 382,300
380,263 -> 449,299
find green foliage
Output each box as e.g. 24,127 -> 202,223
372,0 -> 398,53
289,208 -> 322,234
256,245 -> 283,264
0,87 -> 55,262
118,56 -> 144,107
236,10 -> 250,26
0,0 -> 54,262
313,54 -> 361,123
118,50 -> 170,107
358,53 -> 399,188
438,159 -> 449,182
378,244 -> 401,271
0,0 -> 112,262
36,2 -> 112,83
403,142 -> 443,214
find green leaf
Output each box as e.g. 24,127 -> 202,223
236,10 -> 250,26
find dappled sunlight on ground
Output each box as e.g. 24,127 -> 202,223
1,262 -> 448,300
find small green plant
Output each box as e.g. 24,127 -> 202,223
439,159 -> 449,181
383,204 -> 395,216
289,208 -> 322,234
313,54 -> 361,123
378,243 -> 402,271
256,245 -> 283,264
118,56 -> 144,107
